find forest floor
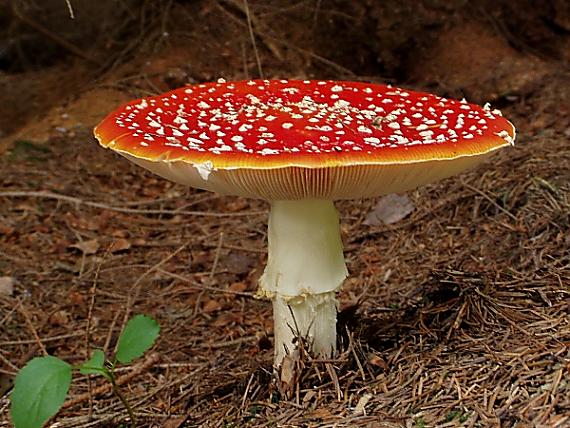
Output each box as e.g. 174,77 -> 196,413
0,1 -> 569,427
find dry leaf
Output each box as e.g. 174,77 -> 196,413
0,276 -> 14,296
49,310 -> 70,326
364,194 -> 414,226
228,281 -> 248,292
369,354 -> 389,371
302,390 -> 317,407
108,238 -> 131,253
280,349 -> 300,390
70,239 -> 99,255
0,223 -> 15,235
354,393 -> 373,415
68,291 -> 85,306
226,199 -> 249,212
162,417 -> 186,428
309,407 -> 333,419
112,229 -> 129,238
203,299 -> 222,313
64,212 -> 99,231
213,313 -> 233,327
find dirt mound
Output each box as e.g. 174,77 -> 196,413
409,21 -> 552,102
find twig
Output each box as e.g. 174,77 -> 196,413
62,352 -> 160,409
259,31 -> 355,75
241,372 -> 256,409
209,232 -> 225,282
348,330 -> 366,381
218,0 -> 283,61
12,3 -> 98,64
0,331 -> 85,347
240,39 -> 250,79
0,352 -> 19,372
461,181 -> 518,221
16,305 -> 48,356
64,0 -> 75,19
0,297 -> 24,328
312,0 -> 322,31
85,254 -> 106,418
243,0 -> 264,78
103,310 -> 122,356
116,244 -> 188,354
86,256 -> 105,349
156,269 -> 255,297
194,231 -> 225,315
325,362 -> 342,401
0,190 -> 265,217
198,335 -> 257,349
129,368 -> 204,411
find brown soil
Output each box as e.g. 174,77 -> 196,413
0,1 -> 569,427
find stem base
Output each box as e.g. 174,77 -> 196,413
272,291 -> 338,364
258,200 -> 348,366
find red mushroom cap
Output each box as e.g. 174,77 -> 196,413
94,79 -> 515,200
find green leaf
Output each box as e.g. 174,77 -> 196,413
115,314 -> 160,364
79,349 -> 108,378
11,356 -> 72,428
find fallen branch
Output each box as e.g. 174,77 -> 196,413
0,190 -> 265,218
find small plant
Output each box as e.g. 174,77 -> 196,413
11,314 -> 160,428
415,416 -> 426,428
445,409 -> 470,423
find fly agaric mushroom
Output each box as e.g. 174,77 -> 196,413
94,79 -> 515,366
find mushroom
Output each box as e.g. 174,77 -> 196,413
94,79 -> 515,366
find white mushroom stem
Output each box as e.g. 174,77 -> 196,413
258,199 -> 348,366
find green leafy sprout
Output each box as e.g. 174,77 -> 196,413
10,314 -> 160,428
